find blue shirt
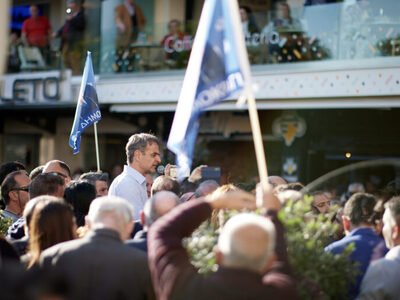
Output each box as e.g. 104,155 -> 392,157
109,165 -> 148,220
325,228 -> 388,299
1,210 -> 19,223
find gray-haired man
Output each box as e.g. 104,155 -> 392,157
357,196 -> 400,299
109,133 -> 161,220
40,196 -> 154,300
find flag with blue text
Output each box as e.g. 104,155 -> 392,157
167,0 -> 252,179
69,52 -> 101,154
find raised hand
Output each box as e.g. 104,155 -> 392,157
256,184 -> 282,212
188,165 -> 208,183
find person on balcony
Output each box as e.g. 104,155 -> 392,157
21,5 -> 51,63
161,20 -> 190,69
52,0 -> 85,75
114,0 -> 146,72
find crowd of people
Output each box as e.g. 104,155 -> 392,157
0,132 -> 400,299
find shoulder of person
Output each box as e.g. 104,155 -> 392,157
324,238 -> 346,253
111,175 -> 140,190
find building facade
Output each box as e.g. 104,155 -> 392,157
1,0 -> 400,187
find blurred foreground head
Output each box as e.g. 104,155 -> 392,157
142,191 -> 180,228
86,196 -> 134,241
217,213 -> 276,274
28,196 -> 76,269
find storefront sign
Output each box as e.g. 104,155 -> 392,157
163,35 -> 193,54
272,112 -> 307,146
1,70 -> 72,103
283,156 -> 298,182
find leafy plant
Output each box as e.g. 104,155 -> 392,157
184,220 -> 219,274
184,195 -> 357,299
0,212 -> 12,235
280,195 -> 357,299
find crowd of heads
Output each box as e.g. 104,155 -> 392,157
0,132 -> 400,299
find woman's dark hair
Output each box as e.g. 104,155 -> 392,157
64,180 -> 96,226
27,197 -> 75,269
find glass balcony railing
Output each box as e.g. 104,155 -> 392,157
99,0 -> 400,75
5,0 -> 400,76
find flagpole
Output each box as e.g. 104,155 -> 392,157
247,92 -> 269,190
227,0 -> 270,191
94,122 -> 100,171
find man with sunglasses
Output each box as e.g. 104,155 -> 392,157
1,170 -> 30,222
42,160 -> 72,187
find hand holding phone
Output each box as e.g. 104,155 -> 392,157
201,166 -> 221,184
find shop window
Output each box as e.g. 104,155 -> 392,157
2,134 -> 40,170
95,0 -> 400,75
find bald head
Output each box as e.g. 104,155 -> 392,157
195,180 -> 219,198
268,176 -> 286,188
87,196 -> 134,241
218,213 -> 276,274
143,191 -> 180,227
43,160 -> 71,186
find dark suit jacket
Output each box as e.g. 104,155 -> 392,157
57,11 -> 85,50
131,220 -> 143,238
40,228 -> 154,300
148,200 -> 297,300
126,230 -> 147,252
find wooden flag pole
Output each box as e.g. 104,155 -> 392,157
94,122 -> 101,172
225,0 -> 269,192
246,92 -> 269,191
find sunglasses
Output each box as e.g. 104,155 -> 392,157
47,171 -> 68,178
12,186 -> 29,192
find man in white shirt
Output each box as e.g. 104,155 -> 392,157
109,133 -> 161,220
357,196 -> 400,299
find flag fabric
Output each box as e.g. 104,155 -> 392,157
167,0 -> 252,180
69,52 -> 101,154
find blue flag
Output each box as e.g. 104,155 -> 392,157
167,0 -> 252,179
69,52 -> 101,154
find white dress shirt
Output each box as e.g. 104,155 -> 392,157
109,165 -> 148,220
